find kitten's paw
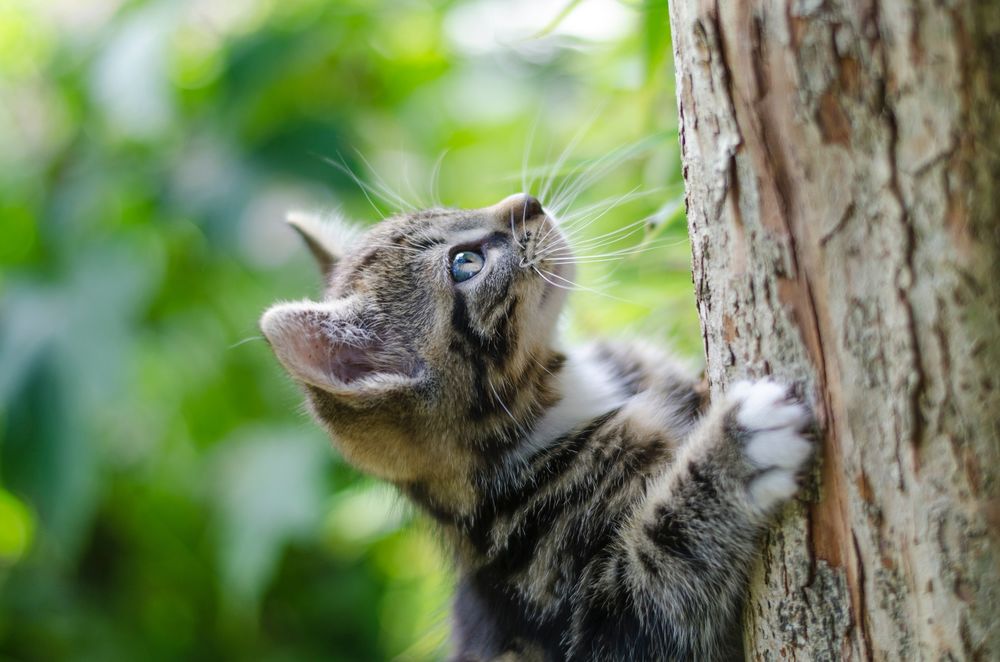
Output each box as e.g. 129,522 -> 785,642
729,379 -> 814,511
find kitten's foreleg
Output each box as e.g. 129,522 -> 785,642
572,380 -> 814,660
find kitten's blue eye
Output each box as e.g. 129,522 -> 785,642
451,251 -> 485,282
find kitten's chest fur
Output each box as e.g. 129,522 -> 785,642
438,343 -> 703,661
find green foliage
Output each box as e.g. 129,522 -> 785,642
0,0 -> 691,659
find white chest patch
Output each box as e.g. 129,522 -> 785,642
509,347 -> 629,466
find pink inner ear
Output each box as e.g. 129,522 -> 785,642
261,301 -> 418,390
327,343 -> 382,383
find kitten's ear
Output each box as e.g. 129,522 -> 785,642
286,210 -> 362,277
259,298 -> 423,398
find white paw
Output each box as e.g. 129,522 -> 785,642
731,380 -> 810,433
729,379 -> 814,511
747,471 -> 799,509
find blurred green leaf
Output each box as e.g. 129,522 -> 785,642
0,488 -> 34,565
213,427 -> 330,613
640,0 -> 672,86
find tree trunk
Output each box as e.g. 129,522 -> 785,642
667,1 -> 1000,659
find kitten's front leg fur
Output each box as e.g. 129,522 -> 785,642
571,380 -> 814,660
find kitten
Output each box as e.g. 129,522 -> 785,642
260,193 -> 814,661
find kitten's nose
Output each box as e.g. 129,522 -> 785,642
494,193 -> 544,222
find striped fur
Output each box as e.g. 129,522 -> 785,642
260,194 -> 814,661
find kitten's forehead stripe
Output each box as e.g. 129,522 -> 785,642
450,291 -> 479,344
451,216 -> 490,233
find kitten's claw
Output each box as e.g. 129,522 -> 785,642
729,379 -> 814,511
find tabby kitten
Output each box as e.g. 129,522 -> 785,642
260,193 -> 814,661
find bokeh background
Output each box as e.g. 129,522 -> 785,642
0,0 -> 696,659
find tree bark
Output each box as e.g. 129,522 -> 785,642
667,1 -> 1000,659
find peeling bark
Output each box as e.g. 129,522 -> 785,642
668,1 -> 1000,659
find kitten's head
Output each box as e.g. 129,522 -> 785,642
260,194 -> 571,497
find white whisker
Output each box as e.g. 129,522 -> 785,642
566,212 -> 664,245
537,184 -> 657,252
489,380 -> 529,439
547,135 -> 663,214
531,265 -> 634,304
555,188 -> 665,226
400,152 -> 425,209
539,110 -> 601,204
429,149 -> 449,208
550,186 -> 642,247
362,243 -> 425,254
324,154 -> 386,219
531,265 -> 583,292
522,113 -> 541,196
544,239 -> 684,263
229,335 -> 265,349
353,149 -> 418,212
543,224 -> 647,256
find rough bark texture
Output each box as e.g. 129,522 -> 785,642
667,1 -> 1000,659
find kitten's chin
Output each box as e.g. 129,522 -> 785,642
552,258 -> 576,288
531,259 -> 572,346
538,256 -> 575,307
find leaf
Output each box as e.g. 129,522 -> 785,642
0,488 -> 35,565
211,426 -> 330,612
640,0 -> 672,86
